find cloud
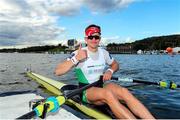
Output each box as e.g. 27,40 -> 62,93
41,0 -> 134,16
46,0 -> 83,16
0,0 -> 134,48
84,0 -> 134,13
0,0 -> 66,47
101,36 -> 135,45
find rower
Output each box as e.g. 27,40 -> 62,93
55,24 -> 155,119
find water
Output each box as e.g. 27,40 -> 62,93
0,53 -> 180,118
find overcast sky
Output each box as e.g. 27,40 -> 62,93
0,0 -> 179,48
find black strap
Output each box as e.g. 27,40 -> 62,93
40,103 -> 49,119
61,84 -> 78,92
79,80 -> 103,88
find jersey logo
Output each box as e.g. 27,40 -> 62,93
87,64 -> 105,68
87,68 -> 104,74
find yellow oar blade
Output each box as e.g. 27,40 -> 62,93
159,81 -> 177,89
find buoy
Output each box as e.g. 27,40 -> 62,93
166,47 -> 173,53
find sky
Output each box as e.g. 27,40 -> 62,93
0,0 -> 180,48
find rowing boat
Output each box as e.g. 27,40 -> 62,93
24,71 -> 180,119
27,72 -> 113,119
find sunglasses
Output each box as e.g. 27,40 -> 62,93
87,35 -> 100,40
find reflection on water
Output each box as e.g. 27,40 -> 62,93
0,53 -> 180,118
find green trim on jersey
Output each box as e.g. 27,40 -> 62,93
82,90 -> 89,103
75,68 -> 89,84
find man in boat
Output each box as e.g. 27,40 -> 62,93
55,24 -> 155,119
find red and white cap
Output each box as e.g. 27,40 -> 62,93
85,27 -> 101,36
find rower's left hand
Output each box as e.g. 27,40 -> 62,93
103,71 -> 112,81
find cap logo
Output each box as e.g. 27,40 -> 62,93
85,27 -> 100,36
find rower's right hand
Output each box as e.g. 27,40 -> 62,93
75,43 -> 87,61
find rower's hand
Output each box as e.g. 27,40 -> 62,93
103,70 -> 112,81
75,43 -> 87,61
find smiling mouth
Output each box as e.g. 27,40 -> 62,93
91,42 -> 98,44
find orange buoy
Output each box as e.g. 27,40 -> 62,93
166,47 -> 173,53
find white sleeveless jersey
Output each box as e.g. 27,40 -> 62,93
68,47 -> 114,84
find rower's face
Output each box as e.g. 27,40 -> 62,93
85,33 -> 101,49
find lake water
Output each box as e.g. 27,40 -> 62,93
0,53 -> 180,119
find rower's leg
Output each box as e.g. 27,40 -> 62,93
86,87 -> 136,119
104,83 -> 155,119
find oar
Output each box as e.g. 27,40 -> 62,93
112,77 -> 180,89
16,77 -> 103,119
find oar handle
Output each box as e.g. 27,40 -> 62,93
65,77 -> 103,99
111,77 -> 133,82
133,79 -> 159,85
64,76 -> 125,99
112,76 -> 158,85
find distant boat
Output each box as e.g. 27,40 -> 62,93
173,47 -> 180,54
137,50 -> 143,54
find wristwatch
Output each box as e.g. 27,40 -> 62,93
71,56 -> 79,65
107,68 -> 114,74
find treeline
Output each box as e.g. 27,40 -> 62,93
0,34 -> 179,53
0,44 -> 67,53
107,34 -> 180,51
133,34 -> 180,51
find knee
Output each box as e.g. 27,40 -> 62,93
121,87 -> 134,99
106,83 -> 116,88
104,90 -> 116,102
121,87 -> 129,94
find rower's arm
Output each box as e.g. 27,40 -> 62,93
103,60 -> 119,81
54,60 -> 74,76
55,45 -> 87,76
110,60 -> 119,73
